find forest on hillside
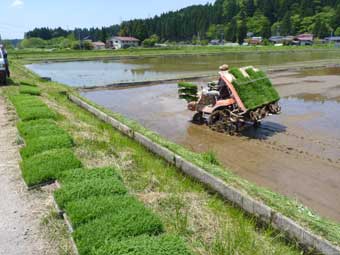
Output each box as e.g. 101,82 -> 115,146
25,0 -> 340,45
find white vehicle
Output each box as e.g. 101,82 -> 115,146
0,50 -> 7,85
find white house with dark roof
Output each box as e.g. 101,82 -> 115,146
107,36 -> 140,49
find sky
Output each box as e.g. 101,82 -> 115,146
1,0 -> 214,39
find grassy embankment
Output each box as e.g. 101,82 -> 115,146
9,44 -> 340,63
0,56 -> 309,254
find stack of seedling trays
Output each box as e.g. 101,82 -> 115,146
229,67 -> 280,111
178,82 -> 198,103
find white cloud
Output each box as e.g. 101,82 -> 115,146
11,0 -> 24,8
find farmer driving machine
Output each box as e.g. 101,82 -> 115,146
178,66 -> 281,135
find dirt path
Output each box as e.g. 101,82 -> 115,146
0,94 -> 57,255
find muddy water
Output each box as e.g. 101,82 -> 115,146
27,50 -> 340,87
82,68 -> 340,222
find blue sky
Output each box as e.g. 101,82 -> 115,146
1,0 -> 214,39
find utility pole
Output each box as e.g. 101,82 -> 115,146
78,30 -> 82,50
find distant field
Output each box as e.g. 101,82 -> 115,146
9,45 -> 340,63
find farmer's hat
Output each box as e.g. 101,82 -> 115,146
219,64 -> 229,71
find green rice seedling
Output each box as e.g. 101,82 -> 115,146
20,134 -> 74,159
19,85 -> 41,96
20,80 -> 38,87
17,119 -> 67,140
58,167 -> 122,184
73,207 -> 164,255
54,177 -> 127,209
93,235 -> 193,255
178,82 -> 198,90
9,94 -> 45,108
65,195 -> 147,228
16,105 -> 58,121
21,148 -> 82,187
229,67 -> 280,110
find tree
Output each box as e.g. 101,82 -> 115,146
223,0 -> 239,22
261,18 -> 272,38
281,12 -> 292,35
20,38 -> 46,49
226,17 -> 238,42
245,0 -> 255,17
238,11 -> 247,43
335,27 -> 340,36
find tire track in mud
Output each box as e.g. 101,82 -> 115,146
245,124 -> 340,166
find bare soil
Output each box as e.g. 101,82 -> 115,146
0,94 -> 59,255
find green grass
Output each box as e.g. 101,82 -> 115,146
54,177 -> 127,209
17,119 -> 68,140
21,148 -> 82,187
65,195 -> 148,228
229,67 -> 280,110
20,134 -> 74,159
73,207 -> 164,255
20,80 -> 38,87
58,167 -> 122,184
19,85 -> 41,96
93,235 -> 193,255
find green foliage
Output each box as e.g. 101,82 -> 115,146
54,177 -> 127,209
142,35 -> 159,48
93,235 -> 193,255
229,67 -> 280,110
21,149 -> 82,187
335,27 -> 340,36
19,85 -> 41,96
20,38 -> 46,49
20,134 -> 73,159
17,119 -> 67,140
65,195 -> 147,228
73,208 -> 164,255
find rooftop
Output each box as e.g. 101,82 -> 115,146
112,36 -> 140,42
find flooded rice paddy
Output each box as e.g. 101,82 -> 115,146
27,50 -> 340,87
81,68 -> 340,222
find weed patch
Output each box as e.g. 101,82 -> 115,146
21,148 -> 82,187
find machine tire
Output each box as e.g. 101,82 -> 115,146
192,112 -> 205,125
209,109 -> 238,135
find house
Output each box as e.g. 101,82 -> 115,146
107,36 -> 140,49
92,41 -> 106,50
324,36 -> 340,48
269,36 -> 284,44
249,37 -> 263,45
209,39 -> 220,45
294,34 -> 314,46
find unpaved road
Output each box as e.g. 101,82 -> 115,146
0,94 -> 56,255
82,67 -> 340,223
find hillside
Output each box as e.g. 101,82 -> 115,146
24,0 -> 340,44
